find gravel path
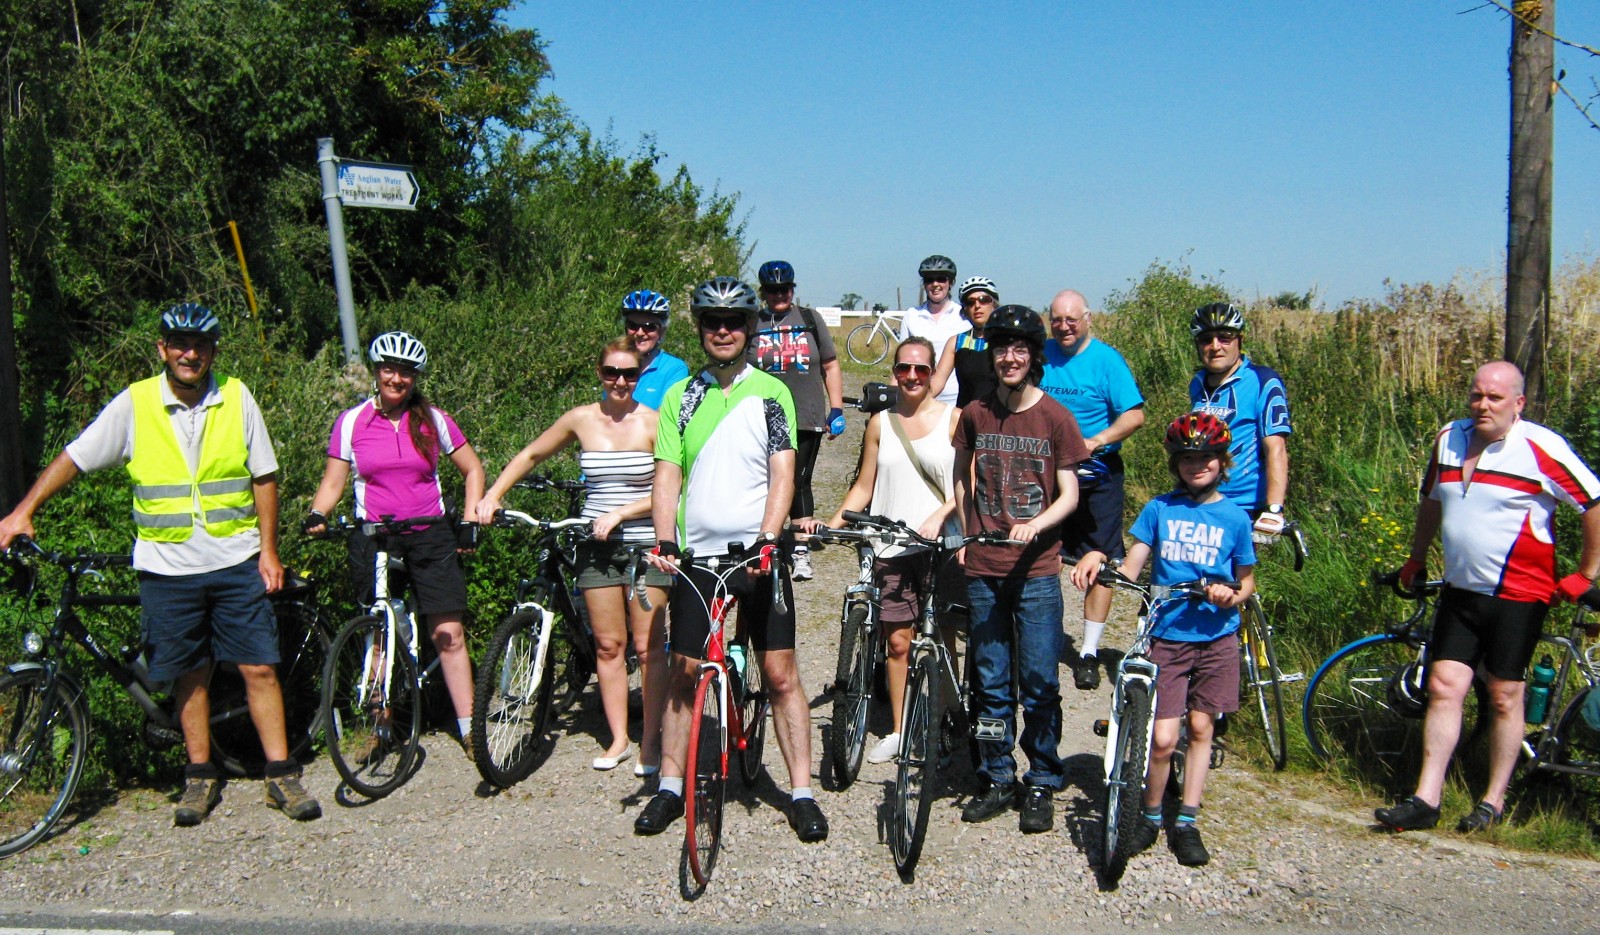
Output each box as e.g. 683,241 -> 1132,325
3,403 -> 1598,934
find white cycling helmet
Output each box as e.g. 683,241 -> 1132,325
368,331 -> 428,373
958,276 -> 998,301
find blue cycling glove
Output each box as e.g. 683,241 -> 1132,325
828,408 -> 846,437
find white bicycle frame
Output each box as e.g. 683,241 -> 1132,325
359,533 -> 420,717
495,513 -> 590,703
1099,585 -> 1199,787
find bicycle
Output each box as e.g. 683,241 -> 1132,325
669,540 -> 779,895
314,513 -> 464,799
0,536 -> 329,857
1090,565 -> 1236,885
812,521 -> 883,789
844,308 -> 904,366
1301,571 -> 1489,790
1233,520 -> 1309,771
1517,589 -> 1600,789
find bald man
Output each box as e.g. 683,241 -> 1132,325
1376,361 -> 1600,834
1039,290 -> 1146,690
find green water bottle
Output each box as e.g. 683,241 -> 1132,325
1526,654 -> 1557,724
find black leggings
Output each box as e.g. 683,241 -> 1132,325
789,429 -> 824,520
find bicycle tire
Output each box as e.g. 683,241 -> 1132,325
1239,600 -> 1288,770
846,322 -> 890,366
684,667 -> 727,888
1549,691 -> 1600,791
210,600 -> 330,775
544,586 -> 594,717
1302,633 -> 1487,788
322,615 -> 422,798
891,653 -> 940,880
1102,680 -> 1154,884
738,655 -> 768,786
0,669 -> 89,858
828,601 -> 875,788
470,608 -> 556,788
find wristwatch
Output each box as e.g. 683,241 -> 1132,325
1265,504 -> 1284,515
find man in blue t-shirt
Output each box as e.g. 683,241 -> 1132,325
1040,290 -> 1146,691
1186,303 -> 1291,539
620,290 -> 690,411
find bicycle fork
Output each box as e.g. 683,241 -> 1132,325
1095,661 -> 1158,787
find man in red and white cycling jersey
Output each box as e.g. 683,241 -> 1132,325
1377,361 -> 1600,833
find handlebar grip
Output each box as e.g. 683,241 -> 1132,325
1580,586 -> 1600,612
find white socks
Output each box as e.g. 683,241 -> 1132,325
1080,619 -> 1107,658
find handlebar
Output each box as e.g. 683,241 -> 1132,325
1093,563 -> 1239,602
1371,569 -> 1443,602
789,512 -> 1023,552
513,474 -> 586,494
309,514 -> 454,541
1,535 -> 132,571
490,512 -> 592,536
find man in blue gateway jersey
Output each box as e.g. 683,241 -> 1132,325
1186,302 -> 1291,538
621,289 -> 690,411
1040,289 -> 1146,691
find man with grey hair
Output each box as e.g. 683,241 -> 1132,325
1377,361 -> 1600,833
1040,289 -> 1146,690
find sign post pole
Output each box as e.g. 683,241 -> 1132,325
317,136 -> 361,364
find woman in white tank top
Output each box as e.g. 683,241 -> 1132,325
800,337 -> 959,765
476,338 -> 670,775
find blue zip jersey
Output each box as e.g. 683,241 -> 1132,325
1188,357 -> 1291,512
631,350 -> 690,412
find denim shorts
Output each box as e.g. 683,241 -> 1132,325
1060,455 -> 1127,562
139,557 -> 279,682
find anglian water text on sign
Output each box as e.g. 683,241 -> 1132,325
337,160 -> 419,210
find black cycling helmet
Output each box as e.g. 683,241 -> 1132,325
159,303 -> 221,341
689,276 -> 761,327
757,260 -> 796,289
918,254 -> 957,280
984,304 -> 1046,351
1190,302 -> 1246,338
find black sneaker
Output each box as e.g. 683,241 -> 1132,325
1374,795 -> 1441,831
1127,818 -> 1160,855
1456,800 -> 1503,833
1019,785 -> 1054,833
1168,823 -> 1210,866
961,782 -> 1016,823
633,790 -> 683,835
789,797 -> 829,842
1072,654 -> 1101,691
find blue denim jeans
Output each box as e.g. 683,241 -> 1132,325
966,574 -> 1065,789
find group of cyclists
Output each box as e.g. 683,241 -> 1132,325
2,250 -> 1598,874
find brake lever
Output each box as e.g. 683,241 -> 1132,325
760,544 -> 788,616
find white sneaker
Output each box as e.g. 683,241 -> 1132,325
791,549 -> 814,581
867,732 -> 901,764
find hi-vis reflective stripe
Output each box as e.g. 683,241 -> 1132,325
133,513 -> 192,528
206,505 -> 256,522
199,478 -> 251,495
132,483 -> 192,499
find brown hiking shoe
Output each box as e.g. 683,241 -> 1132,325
173,776 -> 223,827
264,769 -> 322,821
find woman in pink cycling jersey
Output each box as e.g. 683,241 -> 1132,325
476,337 -> 671,775
307,331 -> 485,756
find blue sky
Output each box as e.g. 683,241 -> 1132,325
508,2 -> 1599,312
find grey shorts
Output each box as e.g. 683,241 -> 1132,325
575,540 -> 673,590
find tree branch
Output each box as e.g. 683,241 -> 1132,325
1476,0 -> 1600,57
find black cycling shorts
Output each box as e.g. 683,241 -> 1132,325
668,561 -> 795,660
1432,585 -> 1548,682
347,523 -> 467,617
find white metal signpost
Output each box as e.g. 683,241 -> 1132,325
317,137 -> 421,362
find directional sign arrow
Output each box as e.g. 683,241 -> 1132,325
337,161 -> 419,211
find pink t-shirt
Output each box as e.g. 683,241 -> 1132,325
328,399 -> 467,521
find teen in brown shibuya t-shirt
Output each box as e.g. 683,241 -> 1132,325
954,393 -> 1089,579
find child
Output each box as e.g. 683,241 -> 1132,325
1070,412 -> 1256,866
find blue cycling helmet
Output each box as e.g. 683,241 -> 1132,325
159,303 -> 221,341
758,261 -> 796,289
622,289 -> 670,318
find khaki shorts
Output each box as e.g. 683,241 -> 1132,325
575,540 -> 673,590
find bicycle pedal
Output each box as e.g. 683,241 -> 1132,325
1210,743 -> 1225,769
1277,671 -> 1306,683
143,720 -> 185,749
974,717 -> 1005,742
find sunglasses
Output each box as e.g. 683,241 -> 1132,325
1196,331 -> 1240,346
760,284 -> 794,294
599,366 -> 642,381
699,313 -> 747,332
624,319 -> 662,334
963,294 -> 996,306
893,362 -> 933,377
922,276 -> 953,285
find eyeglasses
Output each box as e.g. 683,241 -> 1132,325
624,319 -> 662,334
599,365 -> 642,381
922,275 -> 953,285
375,363 -> 418,378
963,294 -> 996,306
991,341 -> 1032,359
698,313 -> 747,332
893,362 -> 933,377
1196,331 -> 1240,346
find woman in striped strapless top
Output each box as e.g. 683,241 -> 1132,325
476,338 -> 672,775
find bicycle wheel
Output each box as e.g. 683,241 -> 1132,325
1238,600 -> 1288,770
470,608 -> 556,788
846,323 -> 890,366
322,615 -> 422,798
211,600 -> 330,775
684,667 -> 727,888
0,669 -> 89,858
1302,633 -> 1487,789
828,600 -> 875,788
1102,680 -> 1154,885
738,657 -> 768,786
891,653 -> 940,880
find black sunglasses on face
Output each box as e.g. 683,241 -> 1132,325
699,314 -> 746,332
625,319 -> 662,333
600,365 -> 642,381
922,276 -> 953,285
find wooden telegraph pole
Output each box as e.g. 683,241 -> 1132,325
1507,0 -> 1554,416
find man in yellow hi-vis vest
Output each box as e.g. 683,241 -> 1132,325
0,304 -> 321,826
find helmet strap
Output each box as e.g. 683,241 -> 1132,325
164,366 -> 203,392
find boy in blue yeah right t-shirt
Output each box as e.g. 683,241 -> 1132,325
1071,412 -> 1256,868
